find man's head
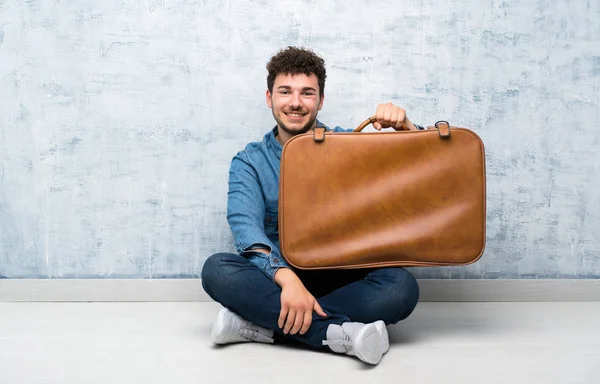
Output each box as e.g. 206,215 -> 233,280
265,47 -> 327,142
266,46 -> 327,97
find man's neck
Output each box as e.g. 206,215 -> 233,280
275,124 -> 317,146
275,127 -> 291,146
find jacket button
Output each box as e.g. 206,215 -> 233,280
273,258 -> 279,263
266,215 -> 272,223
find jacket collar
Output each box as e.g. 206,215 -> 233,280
267,120 -> 329,159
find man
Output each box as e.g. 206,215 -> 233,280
202,46 -> 420,365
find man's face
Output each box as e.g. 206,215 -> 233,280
266,73 -> 324,139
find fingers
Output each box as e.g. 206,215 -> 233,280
393,108 -> 406,130
314,301 -> 328,317
283,309 -> 296,334
295,301 -> 328,335
282,304 -> 328,335
290,311 -> 306,335
278,305 -> 288,329
404,116 -> 417,131
384,105 -> 394,127
299,301 -> 328,335
375,102 -> 387,129
373,104 -> 384,131
279,289 -> 328,336
374,104 -> 384,130
374,102 -> 407,130
389,107 -> 400,130
375,102 -> 393,128
299,311 -> 313,335
289,311 -> 304,335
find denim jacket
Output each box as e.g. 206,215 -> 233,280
226,121 -> 351,282
227,121 -> 424,282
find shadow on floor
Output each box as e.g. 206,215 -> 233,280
388,302 -> 516,345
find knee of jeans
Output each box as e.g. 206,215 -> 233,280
201,252 -> 241,295
379,268 -> 420,323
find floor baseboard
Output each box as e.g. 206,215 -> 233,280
1,279 -> 599,302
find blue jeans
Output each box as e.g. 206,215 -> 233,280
201,252 -> 420,350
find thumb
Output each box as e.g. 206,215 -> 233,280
404,116 -> 417,131
314,301 -> 327,317
372,121 -> 383,131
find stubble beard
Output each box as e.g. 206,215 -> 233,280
273,110 -> 317,137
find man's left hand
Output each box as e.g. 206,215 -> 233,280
373,102 -> 417,131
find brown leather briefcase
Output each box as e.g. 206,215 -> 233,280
278,118 -> 486,270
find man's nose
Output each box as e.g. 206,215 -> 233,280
289,92 -> 302,108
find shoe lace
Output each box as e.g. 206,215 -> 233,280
322,330 -> 354,354
238,323 -> 259,341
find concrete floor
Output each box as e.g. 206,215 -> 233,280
0,301 -> 598,384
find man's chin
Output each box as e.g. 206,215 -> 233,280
286,124 -> 309,133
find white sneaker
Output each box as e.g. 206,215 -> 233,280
323,320 -> 388,365
210,308 -> 274,345
375,321 -> 390,354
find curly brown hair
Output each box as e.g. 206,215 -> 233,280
266,46 -> 326,97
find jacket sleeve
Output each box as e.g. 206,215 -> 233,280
226,152 -> 291,282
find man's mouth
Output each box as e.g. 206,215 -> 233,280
285,112 -> 306,119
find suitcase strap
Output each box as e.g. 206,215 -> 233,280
354,116 -> 453,138
313,116 -> 454,142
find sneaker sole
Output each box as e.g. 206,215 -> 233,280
353,323 -> 383,365
375,320 -> 389,354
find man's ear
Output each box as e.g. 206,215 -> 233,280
266,89 -> 273,108
318,93 -> 325,110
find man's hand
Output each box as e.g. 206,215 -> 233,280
373,102 -> 417,131
274,268 -> 327,335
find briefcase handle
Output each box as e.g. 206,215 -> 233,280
354,116 -> 452,138
353,116 -> 414,132
353,116 -> 378,132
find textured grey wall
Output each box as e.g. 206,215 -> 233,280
0,0 -> 598,279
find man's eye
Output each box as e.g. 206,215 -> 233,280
303,92 -> 315,96
279,90 -> 290,95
